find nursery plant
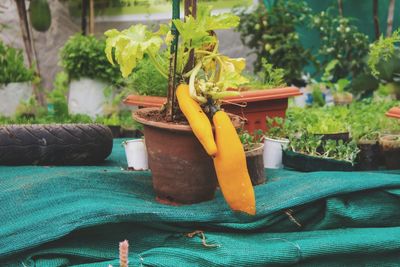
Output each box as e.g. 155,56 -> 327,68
311,8 -> 370,82
243,58 -> 286,90
0,40 -> 35,117
235,1 -> 313,85
105,4 -> 255,214
0,41 -> 34,84
60,34 -> 121,84
239,130 -> 265,185
368,29 -> 400,98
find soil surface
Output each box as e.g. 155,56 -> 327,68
135,109 -> 190,125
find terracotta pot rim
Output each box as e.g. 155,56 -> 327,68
386,107 -> 400,119
133,107 -> 243,132
123,87 -> 301,107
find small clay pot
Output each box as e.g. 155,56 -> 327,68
379,134 -> 400,170
245,143 -> 265,185
133,107 -> 243,205
356,140 -> 380,171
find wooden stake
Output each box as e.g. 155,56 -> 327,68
386,0 -> 396,37
183,0 -> 197,76
89,0 -> 95,34
15,0 -> 44,105
373,0 -> 380,40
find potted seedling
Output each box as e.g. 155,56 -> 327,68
263,117 -> 289,169
283,133 -> 359,172
0,41 -> 35,117
60,34 -> 121,119
239,130 -> 265,185
379,134 -> 400,169
354,131 -> 381,171
105,4 -> 255,215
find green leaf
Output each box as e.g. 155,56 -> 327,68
104,25 -> 164,78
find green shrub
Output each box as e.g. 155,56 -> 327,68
235,1 -> 313,85
0,41 -> 34,84
123,55 -> 167,97
60,34 -> 121,84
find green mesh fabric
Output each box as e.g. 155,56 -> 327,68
1,139 -> 400,266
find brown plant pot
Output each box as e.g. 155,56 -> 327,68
133,107 -> 243,205
124,87 -> 301,133
356,140 -> 381,171
245,143 -> 265,186
386,107 -> 400,119
379,134 -> 400,170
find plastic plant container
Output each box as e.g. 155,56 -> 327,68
263,137 -> 289,169
123,139 -> 148,171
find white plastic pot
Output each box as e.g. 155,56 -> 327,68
0,82 -> 33,117
68,78 -> 108,119
123,139 -> 148,171
263,136 -> 289,169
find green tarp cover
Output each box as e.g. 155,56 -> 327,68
1,139 -> 400,266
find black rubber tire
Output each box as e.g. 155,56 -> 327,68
0,124 -> 113,165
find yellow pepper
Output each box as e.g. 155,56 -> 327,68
212,111 -> 256,215
176,84 -> 218,156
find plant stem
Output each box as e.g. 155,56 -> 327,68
147,51 -> 168,79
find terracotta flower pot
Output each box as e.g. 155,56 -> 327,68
245,143 -> 265,186
133,107 -> 243,205
386,107 -> 400,119
379,134 -> 400,170
124,87 -> 301,133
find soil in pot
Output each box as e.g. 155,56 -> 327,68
379,135 -> 400,170
356,140 -> 381,171
245,143 -> 265,185
133,107 -> 243,205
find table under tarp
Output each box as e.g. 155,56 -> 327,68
1,139 -> 400,266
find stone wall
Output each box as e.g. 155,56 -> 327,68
0,1 -> 253,91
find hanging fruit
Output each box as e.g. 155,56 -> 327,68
29,0 -> 51,32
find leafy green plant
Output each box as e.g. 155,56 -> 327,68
311,8 -> 370,81
235,1 -> 313,85
60,34 -> 121,84
0,41 -> 34,84
47,71 -> 69,118
239,130 -> 263,151
245,58 -> 286,90
265,116 -> 289,139
105,5 -> 248,115
124,55 -> 168,96
289,133 -> 359,164
368,29 -> 400,78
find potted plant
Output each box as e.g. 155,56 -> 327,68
60,34 -> 121,119
283,133 -> 360,172
0,41 -> 35,117
105,4 -> 255,215
239,130 -> 265,185
379,134 -> 400,169
263,117 -> 289,169
368,29 -> 400,99
123,59 -> 301,133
